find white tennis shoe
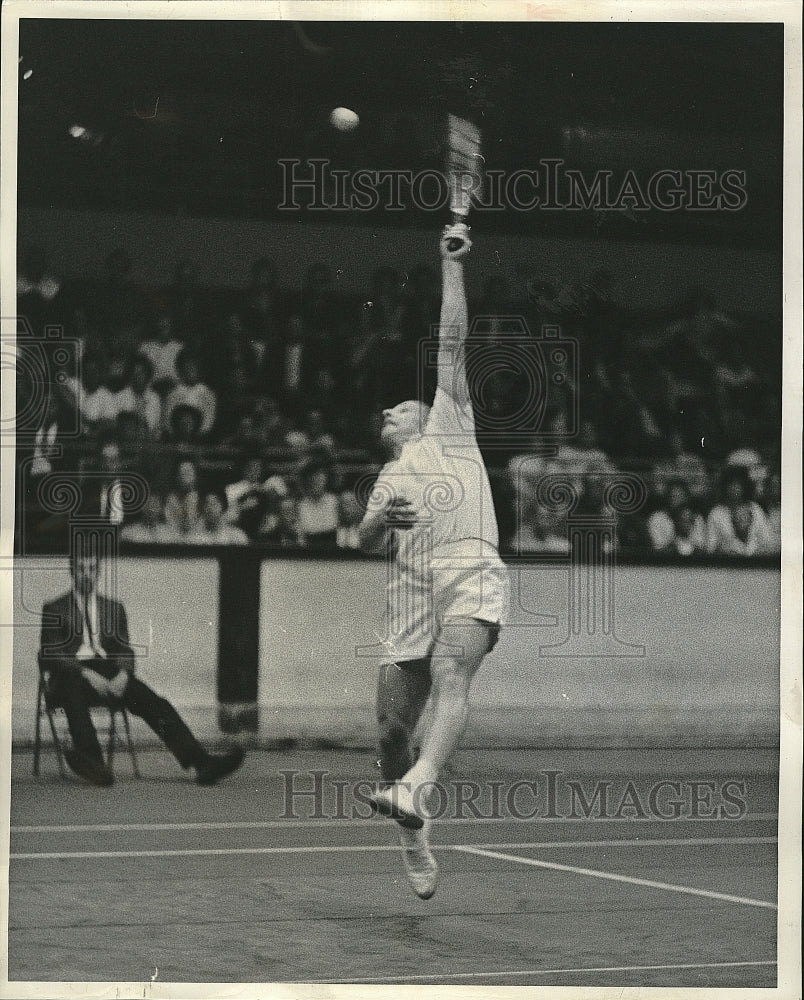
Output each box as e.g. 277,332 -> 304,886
369,781 -> 426,829
398,818 -> 438,900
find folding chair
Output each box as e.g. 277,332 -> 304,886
33,657 -> 141,778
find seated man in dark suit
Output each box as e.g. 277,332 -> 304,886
39,546 -> 245,787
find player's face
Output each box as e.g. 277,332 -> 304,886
380,401 -> 426,450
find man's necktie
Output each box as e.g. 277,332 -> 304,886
83,595 -> 105,659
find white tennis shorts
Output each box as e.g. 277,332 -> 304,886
383,540 -> 510,663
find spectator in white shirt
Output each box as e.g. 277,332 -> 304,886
225,454 -> 267,519
224,454 -> 286,538
647,478 -> 705,552
164,459 -> 202,537
512,499 -> 571,554
706,465 -> 774,556
139,313 -> 185,394
165,404 -> 203,450
259,495 -> 302,547
78,436 -> 128,526
284,407 -> 337,455
17,246 -> 62,344
121,493 -> 180,544
336,490 -> 364,550
662,503 -> 707,556
112,354 -> 162,438
188,490 -> 248,545
70,352 -> 116,436
30,392 -> 60,477
297,461 -> 339,549
17,245 -> 60,302
555,419 -> 613,476
723,445 -> 768,508
652,432 -> 711,505
164,350 -> 217,438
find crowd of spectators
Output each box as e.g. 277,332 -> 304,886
16,244 -> 782,557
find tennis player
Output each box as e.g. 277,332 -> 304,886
359,223 -> 510,898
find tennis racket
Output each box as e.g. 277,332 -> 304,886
446,114 -> 483,252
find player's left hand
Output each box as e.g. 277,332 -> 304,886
441,223 -> 472,260
385,497 -> 416,529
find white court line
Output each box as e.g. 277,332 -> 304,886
311,959 -> 777,984
455,845 -> 777,909
10,812 -> 778,834
459,837 -> 776,850
10,844 -> 402,860
9,835 -> 775,861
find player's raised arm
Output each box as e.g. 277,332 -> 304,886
436,224 -> 473,410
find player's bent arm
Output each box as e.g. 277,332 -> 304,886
358,507 -> 388,554
358,494 -> 414,553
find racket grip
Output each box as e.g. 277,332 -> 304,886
447,213 -> 467,252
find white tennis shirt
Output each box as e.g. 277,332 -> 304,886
371,387 -> 499,562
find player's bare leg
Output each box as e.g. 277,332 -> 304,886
401,618 -> 494,799
373,659 -> 439,899
376,659 -> 432,784
371,622 -> 493,806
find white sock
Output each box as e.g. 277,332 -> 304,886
403,758 -> 438,789
400,760 -> 439,818
399,818 -> 431,849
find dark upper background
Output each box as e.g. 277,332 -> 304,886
17,19 -> 783,247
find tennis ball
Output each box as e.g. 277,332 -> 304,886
329,107 -> 359,132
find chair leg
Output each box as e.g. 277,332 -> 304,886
33,682 -> 43,777
106,709 -> 117,770
45,704 -> 67,777
121,709 -> 141,778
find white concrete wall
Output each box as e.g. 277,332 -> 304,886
259,559 -> 779,747
9,556 -> 779,748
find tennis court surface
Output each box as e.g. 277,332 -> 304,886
7,746 -> 778,987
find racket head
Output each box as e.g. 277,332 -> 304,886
446,114 -> 483,217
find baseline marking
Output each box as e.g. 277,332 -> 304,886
9,835 -> 776,861
311,959 -> 778,984
455,845 -> 777,909
10,813 -> 778,835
